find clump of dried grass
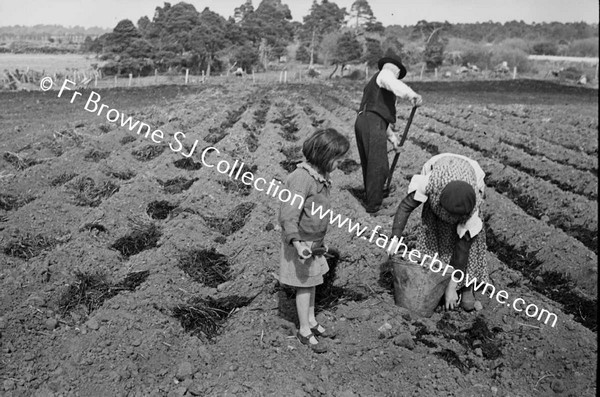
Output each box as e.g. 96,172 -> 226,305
79,222 -> 107,233
66,177 -> 120,207
53,129 -> 85,146
204,104 -> 249,144
253,98 -> 270,126
84,149 -> 110,162
203,202 -> 255,236
157,177 -> 199,194
146,200 -> 178,220
107,169 -> 136,180
3,233 -> 59,260
120,136 -> 137,145
245,131 -> 259,152
98,124 -> 112,133
217,164 -> 258,196
131,144 -> 166,161
172,295 -> 254,340
279,146 -> 303,173
111,218 -> 161,257
50,172 -> 78,186
173,158 -> 202,170
3,151 -> 40,170
57,270 -> 150,317
177,248 -> 231,287
0,193 -> 35,211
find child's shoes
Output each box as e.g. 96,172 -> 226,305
297,331 -> 328,353
310,323 -> 337,339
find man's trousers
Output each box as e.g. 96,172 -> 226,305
354,111 -> 390,213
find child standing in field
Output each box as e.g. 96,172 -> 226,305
279,128 -> 350,353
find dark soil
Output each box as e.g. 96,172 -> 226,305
146,200 -> 178,220
157,177 -> 199,194
111,221 -> 161,258
0,79 -> 596,397
173,157 -> 202,170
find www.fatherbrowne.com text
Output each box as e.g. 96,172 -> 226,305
47,77 -> 558,328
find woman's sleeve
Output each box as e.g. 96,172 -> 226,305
391,192 -> 422,239
449,232 -> 474,274
407,173 -> 430,202
468,158 -> 486,196
279,172 -> 309,245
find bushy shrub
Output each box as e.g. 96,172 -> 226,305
295,45 -> 311,63
399,42 -> 423,67
363,38 -> 383,66
233,43 -> 259,71
343,69 -> 364,80
562,38 -> 599,57
532,41 -> 559,55
491,46 -> 531,73
100,57 -> 155,76
497,38 -> 531,53
306,68 -> 320,78
462,46 -> 493,69
559,66 -> 584,80
445,38 -> 479,53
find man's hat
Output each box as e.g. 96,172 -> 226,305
378,56 -> 407,79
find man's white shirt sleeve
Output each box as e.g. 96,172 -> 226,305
376,68 -> 416,100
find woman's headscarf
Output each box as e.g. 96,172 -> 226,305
425,156 -> 482,225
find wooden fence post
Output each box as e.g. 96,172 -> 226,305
185,68 -> 189,84
201,70 -> 205,83
284,70 -> 287,83
154,69 -> 158,83
435,68 -> 438,79
420,64 -> 425,80
512,66 -> 517,79
365,65 -> 369,80
114,75 -> 117,87
94,73 -> 97,87
128,73 -> 132,87
252,70 -> 255,84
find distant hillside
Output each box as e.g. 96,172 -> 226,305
0,25 -> 111,53
0,25 -> 110,37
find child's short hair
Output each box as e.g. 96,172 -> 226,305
302,128 -> 350,173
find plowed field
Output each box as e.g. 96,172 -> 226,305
0,79 -> 597,396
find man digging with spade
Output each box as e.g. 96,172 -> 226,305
354,55 -> 423,216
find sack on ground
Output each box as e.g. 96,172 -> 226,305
391,256 -> 451,318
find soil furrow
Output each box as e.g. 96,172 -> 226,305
484,105 -> 598,155
417,107 -> 598,174
416,115 -> 597,200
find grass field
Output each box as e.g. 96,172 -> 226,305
0,53 -> 100,74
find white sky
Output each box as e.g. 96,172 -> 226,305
0,0 -> 598,29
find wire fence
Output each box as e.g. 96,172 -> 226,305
2,58 -> 599,91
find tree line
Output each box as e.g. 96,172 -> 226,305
4,1 -> 596,75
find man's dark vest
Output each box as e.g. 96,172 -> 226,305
358,72 -> 396,123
